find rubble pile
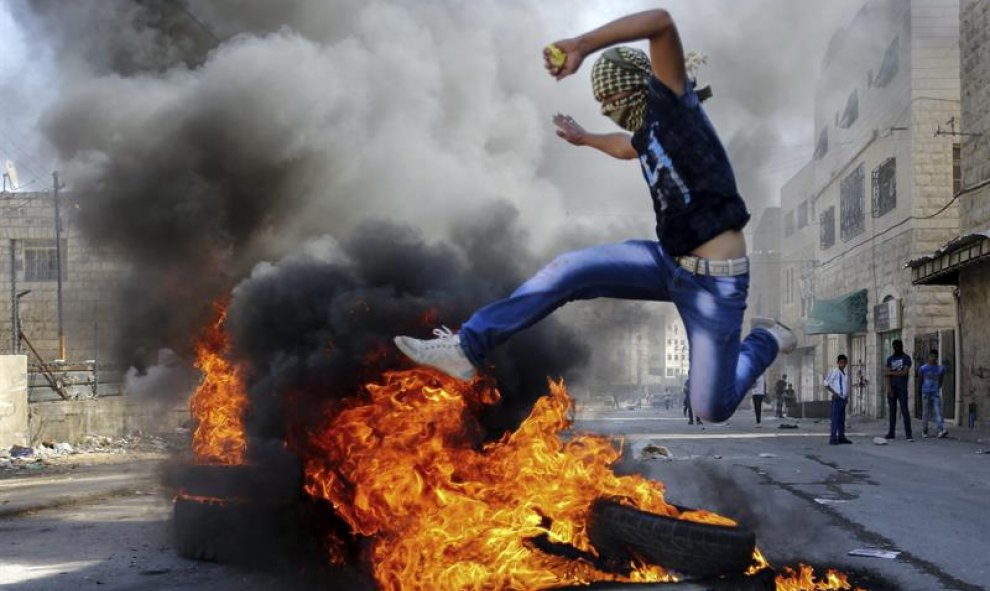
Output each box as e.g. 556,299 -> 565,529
0,431 -> 174,472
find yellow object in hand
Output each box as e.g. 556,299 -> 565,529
546,44 -> 566,68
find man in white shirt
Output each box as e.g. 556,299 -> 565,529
824,355 -> 852,445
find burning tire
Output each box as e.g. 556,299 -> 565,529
173,462 -> 303,566
588,499 -> 756,578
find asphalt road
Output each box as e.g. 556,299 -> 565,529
575,405 -> 990,591
1,407 -> 987,591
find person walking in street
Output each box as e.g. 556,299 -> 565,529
393,8 -> 796,424
884,339 -> 913,440
919,350 -> 948,439
774,374 -> 788,418
751,373 -> 767,425
824,355 -> 852,445
683,378 -> 702,425
784,382 -> 796,418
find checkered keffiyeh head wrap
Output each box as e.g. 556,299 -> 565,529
591,46 -> 652,132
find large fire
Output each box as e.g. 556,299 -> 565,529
302,368 -> 857,591
185,313 -> 864,590
189,304 -> 249,465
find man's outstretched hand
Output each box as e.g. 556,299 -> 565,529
544,38 -> 584,80
552,113 -> 587,145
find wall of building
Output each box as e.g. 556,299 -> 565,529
960,0 -> 990,233
956,0 -> 990,428
777,0 -> 961,418
0,192 -> 129,364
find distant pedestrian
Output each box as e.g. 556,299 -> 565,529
884,339 -> 913,440
784,383 -> 796,417
751,373 -> 767,424
918,350 -> 948,439
774,374 -> 788,418
824,355 -> 852,445
683,379 -> 702,425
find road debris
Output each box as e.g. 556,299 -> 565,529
814,497 -> 849,506
873,437 -> 889,445
758,452 -> 777,458
639,443 -> 672,461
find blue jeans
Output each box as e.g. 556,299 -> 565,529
830,397 -> 847,441
459,240 -> 779,422
922,392 -> 944,434
887,386 -> 912,438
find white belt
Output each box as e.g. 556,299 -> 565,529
676,255 -> 750,277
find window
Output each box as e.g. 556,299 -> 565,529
838,89 -> 859,128
785,210 -> 795,237
872,158 -> 896,217
22,240 -> 65,282
667,354 -> 672,360
820,206 -> 836,249
874,37 -> 900,88
840,164 -> 866,241
798,201 -> 809,229
666,368 -> 675,377
814,127 -> 829,160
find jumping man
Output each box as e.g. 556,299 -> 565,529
394,8 -> 795,422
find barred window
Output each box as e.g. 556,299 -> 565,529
820,206 -> 836,249
840,164 -> 866,241
872,158 -> 896,217
22,240 -> 65,282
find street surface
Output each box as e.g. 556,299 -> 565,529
576,405 -> 990,591
1,406 -> 987,591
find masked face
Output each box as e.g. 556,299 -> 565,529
592,47 -> 652,132
600,90 -> 648,132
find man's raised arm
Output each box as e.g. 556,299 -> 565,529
546,9 -> 687,96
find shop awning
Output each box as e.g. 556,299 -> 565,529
907,228 -> 990,286
805,289 -> 868,335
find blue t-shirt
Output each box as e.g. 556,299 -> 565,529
632,78 -> 750,256
918,363 -> 946,395
886,353 -> 912,391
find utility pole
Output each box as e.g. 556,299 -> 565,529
53,172 -> 66,360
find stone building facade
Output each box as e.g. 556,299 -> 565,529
909,0 -> 990,430
0,191 -> 128,365
779,0 -> 961,420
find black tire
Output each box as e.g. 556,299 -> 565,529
555,568 -> 776,590
588,499 -> 756,578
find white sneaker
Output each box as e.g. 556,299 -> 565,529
393,326 -> 477,381
752,317 -> 797,354
937,430 -> 948,439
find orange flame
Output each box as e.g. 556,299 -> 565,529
189,303 -> 248,465
775,564 -> 865,591
303,369 -> 742,591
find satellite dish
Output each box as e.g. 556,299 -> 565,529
4,160 -> 19,190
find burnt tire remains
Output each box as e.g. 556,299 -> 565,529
588,499 -> 756,578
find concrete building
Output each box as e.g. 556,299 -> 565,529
908,0 -> 990,431
778,0 -> 961,420
0,191 -> 127,365
662,314 -> 689,384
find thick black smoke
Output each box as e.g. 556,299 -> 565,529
227,204 -> 589,444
